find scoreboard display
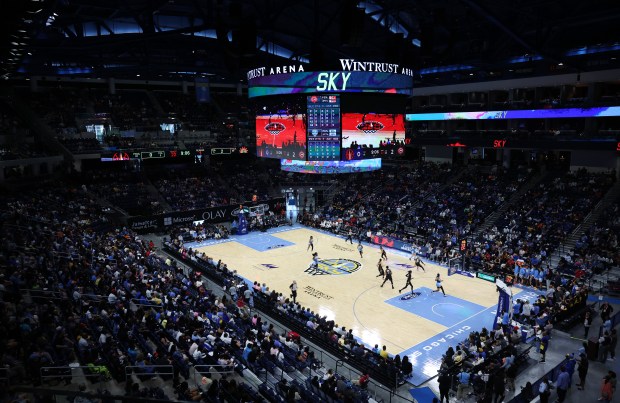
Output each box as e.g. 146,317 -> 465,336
101,149 -> 192,162
307,95 -> 341,161
249,62 -> 412,165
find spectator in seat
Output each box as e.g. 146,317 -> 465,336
354,372 -> 370,389
401,355 -> 413,378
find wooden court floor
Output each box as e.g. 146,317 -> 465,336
194,227 -> 499,357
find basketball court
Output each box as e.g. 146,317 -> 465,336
189,225 -> 539,385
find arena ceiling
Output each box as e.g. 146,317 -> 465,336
2,0 -> 620,86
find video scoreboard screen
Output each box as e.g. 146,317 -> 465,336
255,114 -> 307,160
307,95 -> 341,160
249,64 -> 411,164
341,113 -> 406,160
100,149 -> 192,162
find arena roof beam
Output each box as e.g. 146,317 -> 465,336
459,0 -> 572,69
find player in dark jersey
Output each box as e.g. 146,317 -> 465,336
399,270 -> 414,294
414,256 -> 426,272
381,266 -> 394,289
376,259 -> 385,278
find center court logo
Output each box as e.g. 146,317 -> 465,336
400,292 -> 422,301
332,244 -> 354,252
305,258 -> 361,276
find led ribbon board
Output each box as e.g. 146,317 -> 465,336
406,106 -> 620,121
248,71 -> 413,98
280,158 -> 382,174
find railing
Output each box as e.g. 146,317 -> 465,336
40,366 -> 106,384
506,358 -> 568,403
193,364 -> 235,387
597,306 -> 620,337
21,288 -> 67,300
0,367 -> 8,386
130,299 -> 165,308
334,359 -> 415,403
8,386 -> 173,403
124,365 -> 174,382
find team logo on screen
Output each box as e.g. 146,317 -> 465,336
112,152 -> 131,161
310,96 -> 318,103
356,121 -> 384,133
264,122 -> 285,135
305,258 -> 361,276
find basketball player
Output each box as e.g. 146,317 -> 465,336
381,266 -> 394,289
357,242 -> 364,258
431,273 -> 446,296
414,256 -> 426,272
379,246 -> 388,261
307,236 -> 314,252
376,259 -> 385,278
409,247 -> 416,261
345,229 -> 354,244
309,252 -> 319,271
399,270 -> 414,294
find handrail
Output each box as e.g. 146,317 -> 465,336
40,365 -> 106,383
193,364 -> 235,387
333,359 -> 415,403
0,367 -> 9,385
124,365 -> 174,382
8,386 -> 173,403
20,288 -> 65,295
130,299 -> 164,308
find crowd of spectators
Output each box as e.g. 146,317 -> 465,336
154,91 -> 217,131
166,236 -> 407,391
152,162 -> 273,213
0,143 -> 52,162
0,99 -> 28,137
0,98 -> 54,161
84,171 -> 165,216
570,201 -> 620,275
301,163 -> 533,266
300,163 -> 450,234
58,138 -> 104,154
154,174 -> 228,212
169,223 -> 230,243
18,87 -> 89,133
463,170 -> 615,280
92,90 -> 158,132
432,276 -> 589,402
1,181 -> 383,402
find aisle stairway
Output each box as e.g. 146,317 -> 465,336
146,90 -> 165,116
557,179 -> 620,253
143,178 -> 173,213
548,179 -> 620,293
473,169 -> 549,237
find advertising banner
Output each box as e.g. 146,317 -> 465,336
127,198 -> 285,232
